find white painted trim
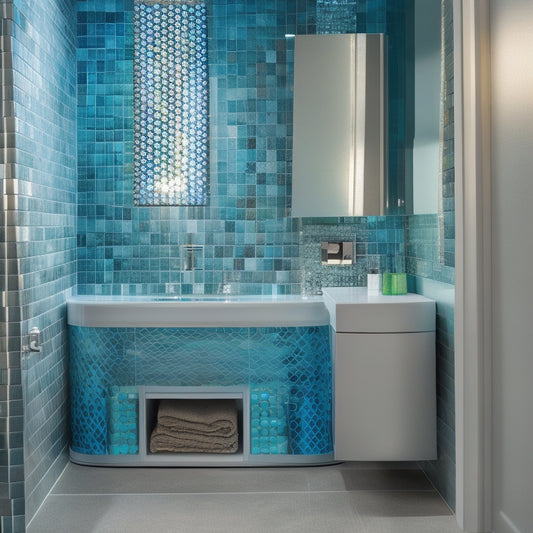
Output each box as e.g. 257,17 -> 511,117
454,1 -> 492,532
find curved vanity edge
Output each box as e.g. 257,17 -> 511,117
67,296 -> 330,328
69,449 -> 337,468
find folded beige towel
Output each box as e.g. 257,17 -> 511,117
156,399 -> 238,437
150,424 -> 238,454
149,399 -> 240,454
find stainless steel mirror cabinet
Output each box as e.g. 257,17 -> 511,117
292,34 -> 387,217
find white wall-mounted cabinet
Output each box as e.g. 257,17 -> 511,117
291,34 -> 386,217
322,287 -> 436,461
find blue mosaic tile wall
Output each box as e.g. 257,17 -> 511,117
0,0 -> 77,530
406,0 -> 456,510
76,0 -> 409,297
0,0 -> 456,526
0,5 -> 24,530
69,326 -> 332,457
300,216 -> 405,294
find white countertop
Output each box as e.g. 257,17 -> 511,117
322,287 -> 436,333
67,295 -> 330,328
67,289 -> 435,332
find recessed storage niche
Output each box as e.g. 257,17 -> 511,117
141,387 -> 248,464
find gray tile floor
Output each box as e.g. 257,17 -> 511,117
28,462 -> 462,533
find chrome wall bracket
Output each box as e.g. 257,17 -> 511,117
29,327 -> 42,352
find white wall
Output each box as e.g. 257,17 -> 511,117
490,1 -> 533,532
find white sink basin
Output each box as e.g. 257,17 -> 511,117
67,295 -> 329,328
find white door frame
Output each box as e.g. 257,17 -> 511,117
454,1 -> 492,532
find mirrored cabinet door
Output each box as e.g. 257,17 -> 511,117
291,34 -> 386,218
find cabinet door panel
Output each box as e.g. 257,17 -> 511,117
334,332 -> 436,461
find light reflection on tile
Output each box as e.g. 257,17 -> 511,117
2,0 -> 77,530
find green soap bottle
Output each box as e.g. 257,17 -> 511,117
382,256 -> 407,295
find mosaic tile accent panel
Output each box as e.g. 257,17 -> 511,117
69,325 -> 332,457
69,327 -> 135,388
249,326 -> 332,455
134,327 -> 249,386
108,387 -> 139,455
69,327 -> 134,454
133,0 -> 209,206
1,0 -> 77,530
250,384 -> 290,455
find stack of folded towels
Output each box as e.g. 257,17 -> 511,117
150,399 -> 239,454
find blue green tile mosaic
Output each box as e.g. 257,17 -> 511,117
69,325 -> 332,457
299,216 -> 405,295
76,0 -> 410,297
1,0 -> 77,530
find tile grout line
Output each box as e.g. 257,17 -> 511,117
26,455 -> 71,531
